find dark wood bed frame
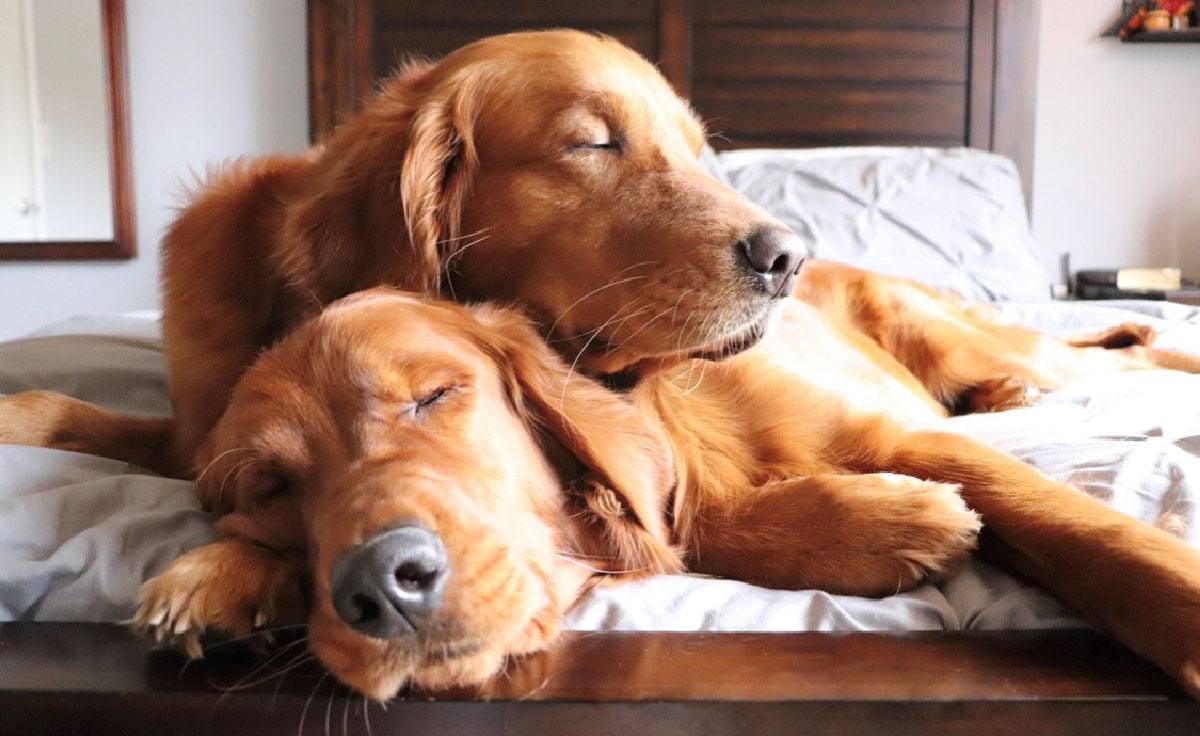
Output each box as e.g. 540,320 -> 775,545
308,0 -> 1041,205
5,2 -> 1198,734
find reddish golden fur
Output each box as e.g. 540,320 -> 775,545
3,30 -> 1200,699
158,31 -> 776,471
139,291 -> 683,697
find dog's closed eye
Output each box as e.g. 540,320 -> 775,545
570,140 -> 623,154
405,385 -> 456,419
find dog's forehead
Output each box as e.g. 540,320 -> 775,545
459,33 -> 701,142
320,292 -> 457,340
314,297 -> 490,377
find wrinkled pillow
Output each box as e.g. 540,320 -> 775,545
718,147 -> 1052,302
0,314 -> 212,622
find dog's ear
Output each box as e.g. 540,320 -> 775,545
284,59 -> 477,295
398,68 -> 482,293
190,387 -> 309,552
468,305 -> 683,575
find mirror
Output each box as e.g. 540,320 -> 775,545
0,0 -> 134,259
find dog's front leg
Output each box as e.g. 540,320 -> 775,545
882,430 -> 1200,697
0,390 -> 176,475
134,537 -> 306,658
685,473 -> 981,596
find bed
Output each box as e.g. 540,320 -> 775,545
3,1 -> 1200,733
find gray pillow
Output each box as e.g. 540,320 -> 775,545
0,315 -> 213,622
717,147 -> 1052,302
698,143 -> 732,187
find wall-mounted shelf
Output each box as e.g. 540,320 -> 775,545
1122,28 -> 1200,42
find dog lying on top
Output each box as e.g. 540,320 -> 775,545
2,29 -> 1200,699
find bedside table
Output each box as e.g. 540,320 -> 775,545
1166,290 -> 1200,306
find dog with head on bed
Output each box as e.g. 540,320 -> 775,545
2,29 -> 1200,698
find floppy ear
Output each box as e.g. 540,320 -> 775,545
283,59 -> 478,295
399,70 -> 481,293
468,305 -> 683,575
190,392 -> 308,552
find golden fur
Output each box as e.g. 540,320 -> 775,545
114,285 -> 1200,700
3,30 -> 1200,699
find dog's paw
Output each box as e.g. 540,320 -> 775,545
962,376 -> 1042,414
1068,321 -> 1157,349
134,539 -> 305,658
0,391 -> 71,446
871,474 -> 982,587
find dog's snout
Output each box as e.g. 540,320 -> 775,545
734,227 -> 805,297
331,525 -> 449,639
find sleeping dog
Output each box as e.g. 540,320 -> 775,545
130,288 -> 976,698
2,29 -> 1200,698
108,285 -> 1197,700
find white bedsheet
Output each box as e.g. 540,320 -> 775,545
1,301 -> 1198,635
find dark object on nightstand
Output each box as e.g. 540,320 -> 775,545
1167,289 -> 1200,306
1074,269 -> 1200,303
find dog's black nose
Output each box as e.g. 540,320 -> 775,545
734,227 -> 805,297
331,525 -> 448,639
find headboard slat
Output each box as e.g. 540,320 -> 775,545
693,0 -> 971,30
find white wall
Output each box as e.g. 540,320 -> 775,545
1032,1 -> 1200,280
0,0 -> 307,340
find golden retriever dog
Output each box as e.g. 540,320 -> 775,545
134,291 -> 682,698
20,283 -> 1190,701
3,29 -> 1200,698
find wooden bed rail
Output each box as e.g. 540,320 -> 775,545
1,624 -> 1196,735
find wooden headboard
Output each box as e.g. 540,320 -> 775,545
309,0 -> 1039,201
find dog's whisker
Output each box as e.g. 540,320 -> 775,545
675,307 -> 699,354
438,226 -> 491,245
670,288 -> 695,324
298,671 -> 332,736
550,296 -> 649,344
274,651 -> 319,709
592,300 -> 653,344
682,356 -> 711,396
543,265 -> 657,340
201,622 -> 309,653
443,233 -> 491,267
610,304 -> 675,348
216,636 -> 312,697
214,456 -> 259,512
362,695 -> 374,736
193,446 -> 251,488
325,669 -> 338,736
553,553 -> 652,576
557,298 -> 650,410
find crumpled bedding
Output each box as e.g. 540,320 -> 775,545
718,147 -> 1053,302
567,299 -> 1200,631
2,302 -> 1198,633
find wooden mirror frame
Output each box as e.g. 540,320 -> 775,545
0,0 -> 135,261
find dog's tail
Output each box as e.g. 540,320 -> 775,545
0,390 -> 182,478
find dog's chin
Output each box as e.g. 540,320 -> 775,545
644,308 -> 776,375
581,305 -> 777,381
410,644 -> 508,692
319,638 -> 507,701
310,578 -> 553,700
685,310 -> 772,362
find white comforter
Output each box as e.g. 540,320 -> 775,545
2,301 -> 1199,634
